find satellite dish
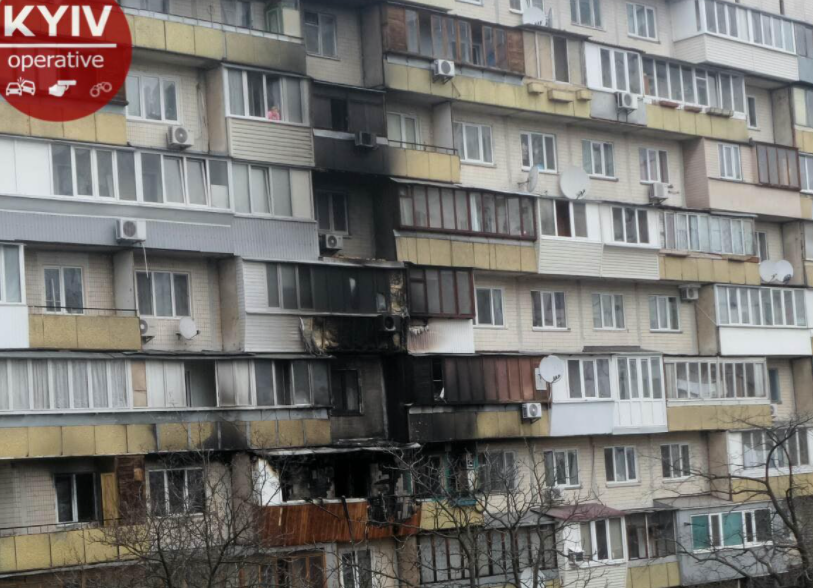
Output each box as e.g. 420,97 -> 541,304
759,260 -> 777,284
774,260 -> 794,284
524,165 -> 540,193
560,167 -> 590,200
178,316 -> 198,340
539,355 -> 565,384
522,5 -> 546,25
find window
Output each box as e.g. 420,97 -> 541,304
120,0 -> 167,11
662,212 -> 755,255
617,357 -> 664,399
55,473 -> 96,523
661,443 -> 690,478
641,59 -> 745,112
598,48 -> 641,93
799,89 -> 813,128
539,200 -> 587,238
520,132 -> 557,172
742,429 -> 810,469
716,286 -> 806,327
477,451 -> 516,493
649,296 -> 679,331
639,148 -> 669,183
553,37 -> 570,83
612,207 -> 649,244
340,550 -> 372,588
136,271 -> 191,318
748,9 -> 795,52
604,446 -> 637,483
331,366 -> 360,414
747,96 -> 758,128
509,0 -> 543,12
718,143 -> 742,180
249,360 -> 330,408
626,511 -> 676,559
755,144 -> 800,189
266,263 -> 391,314
691,510 -> 772,551
304,11 -> 337,58
398,186 -> 536,238
149,468 -> 204,515
227,69 -> 305,124
260,554 -> 325,588
409,267 -> 473,317
627,3 -> 656,39
592,293 -> 625,329
580,518 -> 625,561
756,231 -> 768,261
125,73 -> 179,122
453,122 -> 493,164
583,140 -> 615,178
665,359 -> 766,399
801,155 -> 813,192
475,288 -> 504,326
769,367 -> 781,404
44,267 -> 84,314
0,244 -> 22,304
232,163 -> 292,216
315,192 -> 348,233
544,449 -> 579,486
570,0 -> 601,27
531,291 -> 567,329
567,358 -> 611,399
221,0 -> 251,27
796,23 -> 813,57
388,112 -> 420,149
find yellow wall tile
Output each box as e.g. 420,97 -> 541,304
62,426 -> 96,456
133,16 -> 166,50
165,22 -> 195,55
250,420 -> 278,448
63,116 -> 97,142
0,428 -> 28,458
28,427 -> 62,457
94,113 -> 127,146
0,537 -> 16,572
127,424 -> 157,454
49,530 -> 86,567
194,27 -> 224,60
0,102 -> 30,136
15,534 -> 51,571
428,239 -> 452,266
95,425 -> 128,455
158,423 -> 189,451
277,420 -> 305,447
303,419 -> 331,446
451,241 -> 475,267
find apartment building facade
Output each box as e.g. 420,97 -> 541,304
1,0 -> 813,586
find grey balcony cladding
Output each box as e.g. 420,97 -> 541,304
0,199 -> 318,260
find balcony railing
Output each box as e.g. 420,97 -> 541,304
389,140 -> 457,156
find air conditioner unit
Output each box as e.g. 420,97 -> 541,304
116,219 -> 147,243
649,182 -> 669,203
521,402 -> 543,420
432,59 -> 455,81
319,233 -> 344,251
770,404 -> 777,417
378,314 -> 402,333
138,318 -> 154,343
354,131 -> 377,149
567,549 -> 585,564
616,91 -> 639,112
679,285 -> 700,302
167,125 -> 193,149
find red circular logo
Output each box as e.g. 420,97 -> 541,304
0,0 -> 132,122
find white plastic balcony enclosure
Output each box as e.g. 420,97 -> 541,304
549,355 -> 667,436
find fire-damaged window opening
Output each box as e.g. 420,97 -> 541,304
55,472 -> 97,524
413,446 -> 517,498
431,358 -> 444,400
331,365 -> 362,415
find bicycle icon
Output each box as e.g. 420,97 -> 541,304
90,82 -> 113,98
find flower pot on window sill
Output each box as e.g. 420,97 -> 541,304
548,88 -> 575,103
684,105 -> 703,113
708,107 -> 734,118
576,89 -> 593,101
657,99 -> 680,109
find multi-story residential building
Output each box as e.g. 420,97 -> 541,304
2,0 -> 813,587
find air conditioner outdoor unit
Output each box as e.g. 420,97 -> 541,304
378,314 -> 402,333
116,219 -> 147,243
432,59 -> 455,81
616,91 -> 639,112
567,550 -> 585,564
354,131 -> 377,149
649,182 -> 669,202
167,125 -> 193,149
521,402 -> 543,420
320,233 -> 344,251
679,285 -> 700,302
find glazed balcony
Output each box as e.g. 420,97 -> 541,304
28,307 -> 141,351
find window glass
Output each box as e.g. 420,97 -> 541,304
52,145 -> 73,196
141,153 -> 163,203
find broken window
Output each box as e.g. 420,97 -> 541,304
340,550 -> 373,588
55,472 -> 96,523
266,264 -> 390,313
331,366 -> 360,414
408,267 -> 473,317
252,360 -> 330,407
260,554 -> 325,588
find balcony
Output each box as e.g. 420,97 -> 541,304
660,253 -> 760,286
408,405 -> 549,442
666,404 -> 771,432
228,118 -> 314,167
706,179 -> 804,219
0,101 -> 126,146
28,307 -> 142,351
539,239 -> 661,281
674,34 -> 798,83
396,235 -> 536,272
645,102 -> 748,142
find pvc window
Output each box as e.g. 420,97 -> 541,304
232,163 -> 292,216
531,291 -> 567,329
742,429 -> 809,469
642,59 -> 745,113
304,11 -> 338,58
716,285 -> 806,327
120,0 -> 167,10
55,473 -> 96,524
475,287 -> 504,326
664,359 -> 766,399
755,144 -> 800,189
756,231 -> 769,261
543,449 -> 579,486
247,360 -> 329,407
477,450 -> 517,493
801,155 -> 813,192
718,143 -> 742,180
0,244 -> 22,304
580,518 -> 625,562
592,293 -> 625,329
509,0 -> 543,12
331,366 -> 360,414
639,148 -> 669,183
747,96 -> 758,128
453,122 -> 493,164
44,267 -> 84,314
649,296 -> 679,331
570,0 -> 601,28
226,68 -> 305,124
520,132 -> 557,171
125,73 -> 179,123
387,112 -> 421,150
136,271 -> 191,318
599,48 -> 640,93
315,192 -> 348,233
691,509 -> 772,551
604,446 -> 637,482
617,356 -> 664,400
539,200 -> 587,238
661,443 -> 691,478
340,550 -> 372,588
627,3 -> 656,40
582,140 -> 615,178
612,207 -> 649,244
662,212 -> 754,255
567,358 -> 611,399
626,511 -> 676,559
148,468 -> 205,516
749,9 -> 795,52
221,0 -> 252,27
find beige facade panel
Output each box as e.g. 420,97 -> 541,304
228,119 -> 315,167
627,561 -> 681,588
0,102 -> 127,145
659,255 -> 760,285
0,526 -> 125,573
708,179 -> 804,219
396,236 -> 536,272
28,315 -> 142,351
730,472 -> 813,503
646,103 -> 749,142
386,148 -> 461,183
667,405 -> 771,432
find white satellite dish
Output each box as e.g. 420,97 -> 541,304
560,167 -> 590,200
539,355 -> 565,384
178,316 -> 199,340
758,260 -> 777,284
774,259 -> 794,284
522,5 -> 547,25
523,165 -> 540,193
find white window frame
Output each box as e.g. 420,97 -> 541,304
475,287 -> 505,327
662,212 -> 754,255
580,518 -> 627,562
604,446 -> 637,483
570,0 -> 601,28
135,270 -> 192,318
626,3 -> 657,40
583,140 -> 615,179
612,206 -> 649,244
148,467 -> 205,516
339,549 -> 373,588
453,122 -> 493,165
747,95 -> 758,129
592,293 -> 625,330
231,162 -> 292,217
665,358 -> 766,400
567,357 -> 612,400
800,154 -> 813,193
639,148 -> 669,184
599,48 -> 640,93
520,132 -> 557,172
661,443 -> 691,479
303,11 -> 338,58
649,295 -> 679,331
315,191 -> 349,234
54,472 -> 96,524
531,290 -> 567,330
544,448 -> 579,487
225,68 -> 307,125
540,200 -> 588,239
510,0 -> 544,12
716,285 -> 806,328
718,143 -> 742,180
125,72 -> 181,124
742,429 -> 810,470
756,231 -> 769,261
0,243 -> 24,305
43,266 -> 84,315
617,356 -> 664,400
387,112 -> 421,150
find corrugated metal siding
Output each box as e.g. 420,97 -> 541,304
538,239 -> 603,276
408,319 -> 475,354
602,246 -> 660,280
228,119 -> 315,166
244,314 -> 306,352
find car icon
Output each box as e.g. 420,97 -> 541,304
5,83 -> 22,96
20,80 -> 35,95
6,79 -> 35,96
